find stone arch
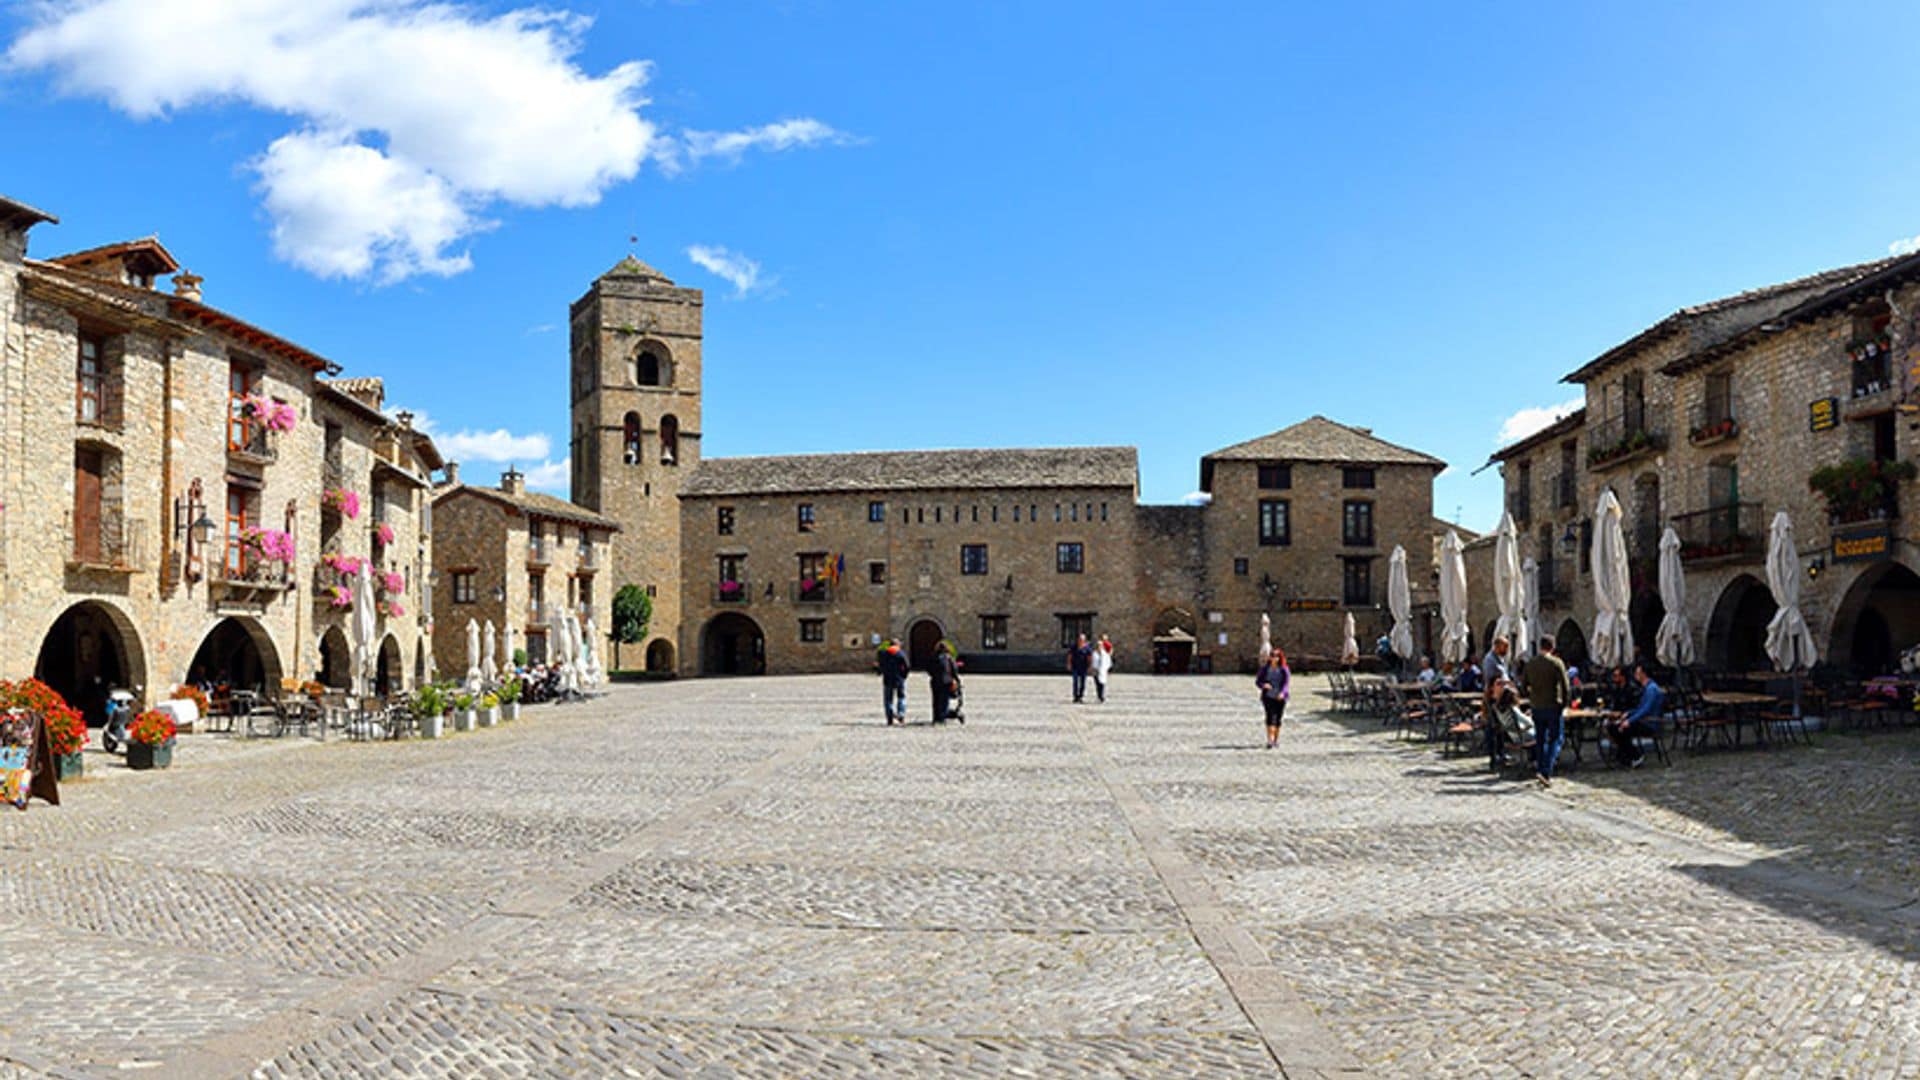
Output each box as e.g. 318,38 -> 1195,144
376,633 -> 403,697
622,412 -> 642,465
318,625 -> 352,688
1151,607 -> 1196,637
701,612 -> 764,676
1826,557 -> 1920,674
187,616 -> 284,695
659,414 -> 679,466
1706,573 -> 1775,673
33,599 -> 145,726
1553,618 -> 1588,673
645,638 -> 676,673
906,617 -> 946,672
635,342 -> 671,387
415,635 -> 429,684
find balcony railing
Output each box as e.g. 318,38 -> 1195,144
65,511 -> 146,572
1536,557 -> 1570,604
1688,401 -> 1739,446
1850,336 -> 1894,400
228,423 -> 276,466
1552,471 -> 1576,510
1508,491 -> 1532,525
1672,502 -> 1765,563
527,538 -> 550,566
322,452 -> 346,489
212,556 -> 293,594
1587,411 -> 1666,469
527,600 -> 546,625
578,545 -> 597,570
714,580 -> 750,605
793,580 -> 831,604
1829,493 -> 1900,527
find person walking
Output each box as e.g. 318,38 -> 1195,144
1067,633 -> 1093,703
877,640 -> 909,725
930,640 -> 960,725
1522,635 -> 1571,788
1256,647 -> 1291,749
1091,635 -> 1114,703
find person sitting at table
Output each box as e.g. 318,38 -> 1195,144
1416,655 -> 1438,684
1603,663 -> 1666,769
1454,658 -> 1481,693
1491,684 -> 1534,766
1604,667 -> 1638,712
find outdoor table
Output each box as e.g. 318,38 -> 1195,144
1563,706 -> 1606,767
1700,691 -> 1777,747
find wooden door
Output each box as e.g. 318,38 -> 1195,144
73,449 -> 103,563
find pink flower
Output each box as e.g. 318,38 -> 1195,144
384,599 -> 406,618
381,571 -> 405,594
327,585 -> 352,608
374,522 -> 395,546
324,488 -> 362,520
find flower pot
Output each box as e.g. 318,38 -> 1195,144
421,713 -> 445,739
481,707 -> 499,728
455,710 -> 476,733
128,741 -> 172,771
55,752 -> 83,780
505,702 -> 520,722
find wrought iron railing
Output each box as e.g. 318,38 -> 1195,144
714,580 -> 750,605
1688,400 -> 1738,445
1508,491 -> 1532,524
65,511 -> 147,571
527,538 -> 550,566
229,423 -> 276,465
1552,471 -> 1576,509
1671,502 -> 1764,562
793,581 -> 831,604
1537,556 -> 1570,604
1587,411 -> 1666,468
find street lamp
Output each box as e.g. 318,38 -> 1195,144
173,478 -> 215,581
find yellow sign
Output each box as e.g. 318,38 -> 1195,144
1833,527 -> 1891,563
1282,598 -> 1340,611
1809,397 -> 1839,432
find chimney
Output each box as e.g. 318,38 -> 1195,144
173,271 -> 203,302
443,461 -> 460,487
501,467 -> 525,496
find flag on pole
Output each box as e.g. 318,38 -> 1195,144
835,552 -> 846,585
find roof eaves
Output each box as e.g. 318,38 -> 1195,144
0,195 -> 57,229
1486,407 -> 1587,465
1660,251 -> 1920,377
169,295 -> 336,373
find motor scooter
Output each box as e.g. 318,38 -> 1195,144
100,688 -> 137,754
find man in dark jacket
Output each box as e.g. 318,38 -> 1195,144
930,643 -> 959,725
877,641 -> 909,725
1068,634 -> 1093,703
1522,635 -> 1571,788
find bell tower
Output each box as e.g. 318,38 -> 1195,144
569,255 -> 702,672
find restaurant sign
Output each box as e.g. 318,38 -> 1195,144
1809,397 -> 1840,432
1832,522 -> 1892,563
1283,598 -> 1340,611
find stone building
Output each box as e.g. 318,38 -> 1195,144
0,193 -> 440,723
428,466 -> 617,678
1480,253 -> 1920,674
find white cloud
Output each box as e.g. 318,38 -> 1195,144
524,457 -> 569,493
664,117 -> 856,173
1496,398 -> 1583,445
434,427 -> 552,463
1893,235 -> 1920,256
7,1 -> 655,280
1181,491 -> 1211,505
686,244 -> 763,295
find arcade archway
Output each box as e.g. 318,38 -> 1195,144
907,618 -> 945,672
701,613 -> 765,676
645,638 -> 676,673
187,617 -> 282,695
1707,574 -> 1776,674
318,626 -> 351,689
1828,562 -> 1920,675
34,600 -> 144,727
376,634 -> 402,697
1553,618 -> 1589,673
1151,607 -> 1197,674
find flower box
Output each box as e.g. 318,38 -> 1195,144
420,712 -> 445,739
128,741 -> 172,771
505,702 -> 520,722
481,706 -> 499,728
455,709 -> 476,733
1687,418 -> 1739,446
54,752 -> 83,781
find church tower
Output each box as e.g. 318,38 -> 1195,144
569,255 -> 702,672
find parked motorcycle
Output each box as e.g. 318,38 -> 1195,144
100,688 -> 138,754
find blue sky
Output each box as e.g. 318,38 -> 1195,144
4,1 -> 1920,530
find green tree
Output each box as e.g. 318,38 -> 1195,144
612,584 -> 653,671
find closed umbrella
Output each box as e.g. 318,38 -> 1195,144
584,617 -> 604,688
500,623 -> 515,679
1259,613 -> 1272,664
1590,491 -> 1633,670
1387,545 -> 1413,666
1517,556 -> 1540,662
551,612 -> 575,695
1438,529 -> 1470,664
464,618 -> 482,695
1765,511 -> 1817,671
353,566 -> 377,699
573,612 -> 592,685
482,620 -> 499,686
1494,512 -> 1526,659
1654,527 -> 1694,668
1340,612 -> 1359,667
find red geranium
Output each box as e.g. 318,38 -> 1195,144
129,710 -> 176,747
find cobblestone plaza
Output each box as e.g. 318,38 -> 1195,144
7,675 -> 1920,1077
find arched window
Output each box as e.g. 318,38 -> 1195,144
637,350 -> 666,386
660,414 -> 679,466
622,413 -> 642,465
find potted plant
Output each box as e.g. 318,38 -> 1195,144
127,709 -> 176,770
1810,458 -> 1917,523
40,693 -> 86,781
480,692 -> 500,727
322,487 -> 362,519
414,683 -> 447,739
453,692 -> 476,732
170,684 -> 210,727
498,676 -> 523,721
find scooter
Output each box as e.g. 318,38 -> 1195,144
100,688 -> 137,754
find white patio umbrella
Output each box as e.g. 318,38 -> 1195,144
573,612 -> 593,686
482,620 -> 499,686
1493,512 -> 1526,660
1387,545 -> 1413,665
500,623 -> 516,678
1438,529 -> 1470,665
551,612 -> 575,694
1517,556 -> 1541,663
352,566 -> 377,699
1259,613 -> 1272,664
584,617 -> 604,688
1765,511 -> 1817,671
1590,490 -> 1634,669
1654,527 -> 1695,668
1340,611 -> 1359,667
464,618 -> 482,695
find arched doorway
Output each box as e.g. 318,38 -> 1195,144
1707,574 -> 1777,673
415,637 -> 428,684
1151,607 -> 1197,674
1629,591 -> 1665,667
188,617 -> 282,695
1554,618 -> 1589,673
1827,562 -> 1920,675
701,613 -> 764,676
645,638 -> 676,673
319,626 -> 351,689
376,634 -> 402,697
34,601 -> 143,727
907,619 -> 945,672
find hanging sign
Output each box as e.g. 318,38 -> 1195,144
1282,598 -> 1340,611
1809,397 -> 1840,432
1832,523 -> 1892,563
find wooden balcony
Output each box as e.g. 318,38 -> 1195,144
1672,503 -> 1764,564
65,511 -> 147,573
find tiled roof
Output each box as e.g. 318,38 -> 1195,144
1487,407 -> 1586,465
1201,416 -> 1445,487
0,195 -> 56,229
681,446 -> 1139,498
434,485 -> 620,530
1660,250 -> 1920,376
326,376 -> 385,407
1562,256 -> 1900,384
599,254 -> 673,284
47,235 -> 180,275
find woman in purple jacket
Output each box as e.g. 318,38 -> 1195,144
1256,647 -> 1291,749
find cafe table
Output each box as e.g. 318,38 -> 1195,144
1699,690 -> 1778,747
